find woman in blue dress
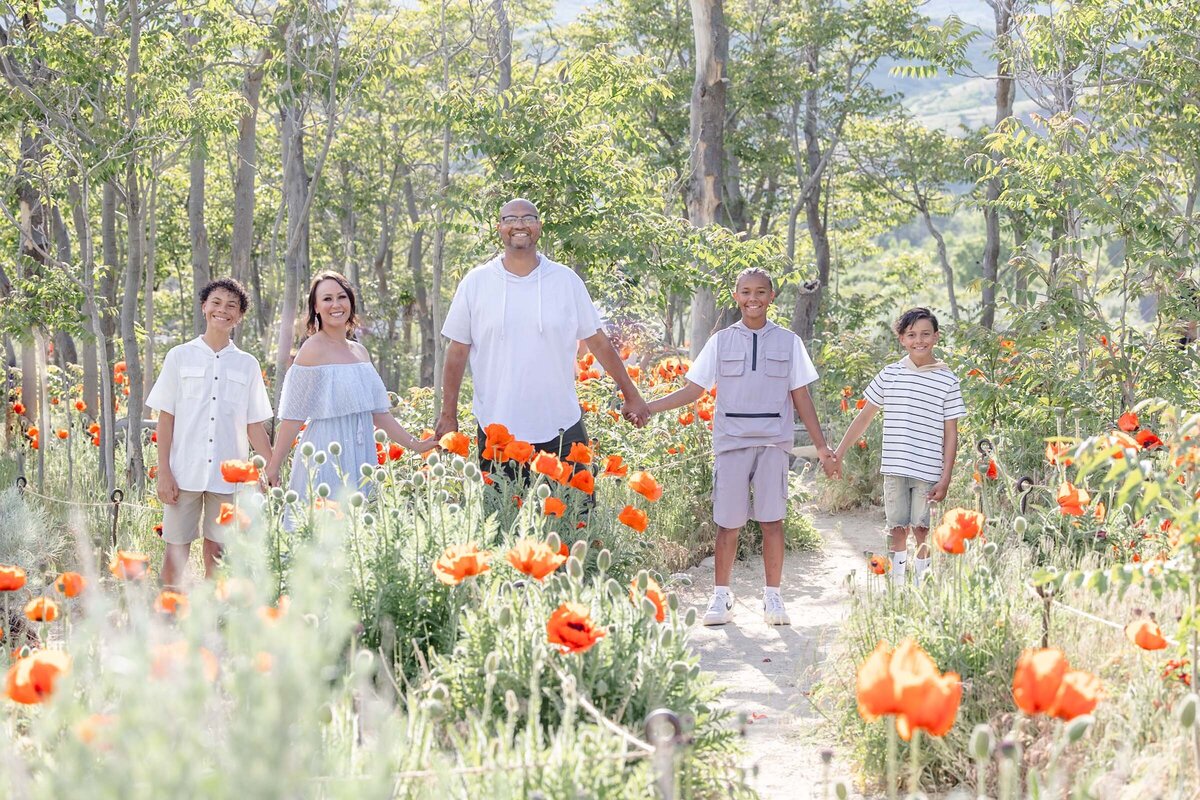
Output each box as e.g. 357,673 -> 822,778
266,271 -> 436,522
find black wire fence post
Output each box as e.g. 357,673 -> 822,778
645,708 -> 683,799
15,476 -> 27,495
976,439 -> 993,515
110,489 -> 124,549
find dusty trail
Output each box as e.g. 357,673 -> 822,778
679,507 -> 885,799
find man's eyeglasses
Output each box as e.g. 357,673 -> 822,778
500,214 -> 540,225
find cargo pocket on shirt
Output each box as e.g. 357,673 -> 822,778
181,366 -> 207,400
764,350 -> 790,378
222,371 -> 250,419
718,356 -> 744,377
720,412 -> 782,437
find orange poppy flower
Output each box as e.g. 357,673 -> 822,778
433,544 -> 491,585
626,365 -> 641,380
5,649 -> 71,704
54,572 -> 85,597
618,505 -> 648,533
56,429 -> 68,440
113,360 -> 127,374
1125,619 -> 1167,651
932,508 -> 986,555
217,503 -> 251,529
506,539 -> 567,580
1012,648 -> 1069,715
841,386 -> 853,397
29,439 -> 38,450
896,670 -> 962,741
220,459 -> 260,484
154,590 -> 189,616
985,459 -> 998,480
856,641 -> 901,720
855,398 -> 867,410
868,554 -> 890,575
74,400 -> 86,412
569,470 -> 595,495
628,471 -> 663,502
109,550 -> 150,580
999,339 -> 1016,350
388,442 -> 405,460
840,398 -> 849,413
258,596 -> 290,623
678,411 -> 695,426
12,402 -> 25,415
602,455 -> 628,477
565,442 -> 593,465
630,576 -> 666,622
1117,411 -> 1139,432
1092,500 -> 1106,521
439,431 -> 470,457
1045,440 -> 1074,466
499,439 -> 532,464
546,602 -> 605,655
696,399 -> 715,422
483,422 -> 513,450
1057,481 -> 1090,516
543,497 -> 566,517
24,597 -> 60,622
87,422 -> 100,435
1046,670 -> 1102,721
26,426 -> 39,438
0,564 -> 27,592
533,451 -> 563,478
856,439 -> 868,449
1135,429 -> 1163,450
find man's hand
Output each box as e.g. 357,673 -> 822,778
817,447 -> 841,479
434,412 -> 459,440
621,397 -> 650,428
926,480 -> 948,502
266,463 -> 281,488
157,468 -> 180,505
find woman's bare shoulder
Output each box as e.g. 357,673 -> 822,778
292,337 -> 329,366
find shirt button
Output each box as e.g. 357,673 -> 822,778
214,376 -> 219,380
211,397 -> 216,401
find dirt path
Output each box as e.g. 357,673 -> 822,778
679,506 -> 885,799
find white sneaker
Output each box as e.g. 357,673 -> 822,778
702,592 -> 734,625
763,593 -> 791,626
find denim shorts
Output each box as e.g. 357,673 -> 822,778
883,474 -> 933,529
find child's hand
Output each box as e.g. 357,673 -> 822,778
413,437 -> 440,455
818,447 -> 841,479
926,480 -> 948,502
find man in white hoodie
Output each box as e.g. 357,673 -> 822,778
436,198 -> 649,472
834,307 -> 967,584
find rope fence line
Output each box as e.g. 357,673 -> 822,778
1027,584 -> 1181,648
308,749 -> 655,784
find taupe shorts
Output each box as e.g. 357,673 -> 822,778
883,474 -> 933,529
162,490 -> 234,545
712,446 -> 789,528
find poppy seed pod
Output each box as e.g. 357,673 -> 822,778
497,607 -> 513,627
270,487 -> 284,500
464,463 -> 481,481
313,450 -> 328,465
571,540 -> 588,561
421,699 -> 446,719
349,492 -> 365,508
970,724 -> 994,759
359,463 -> 374,478
316,483 -> 332,498
484,652 -> 500,674
374,467 -> 387,481
362,513 -> 375,526
375,429 -> 388,443
834,781 -> 849,800
447,504 -> 460,514
635,571 -> 649,592
642,597 -> 659,620
658,622 -> 674,645
671,661 -> 689,676
431,464 -> 446,479
452,455 -> 465,471
428,683 -> 449,703
997,738 -> 1021,760
284,490 -> 299,503
426,452 -> 441,469
597,549 -> 612,573
605,578 -> 622,598
435,489 -> 450,504
354,650 -> 376,679
1177,693 -> 1198,729
983,542 -> 999,556
300,441 -> 316,457
667,592 -> 679,611
504,690 -> 520,716
546,532 -> 561,552
1066,715 -> 1094,743
536,484 -> 552,500
684,607 -> 698,627
1013,516 -> 1028,534
567,557 -> 583,579
251,454 -> 266,469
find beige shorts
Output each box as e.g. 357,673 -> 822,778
712,446 -> 789,529
162,490 -> 233,545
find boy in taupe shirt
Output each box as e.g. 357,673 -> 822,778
645,269 -> 839,626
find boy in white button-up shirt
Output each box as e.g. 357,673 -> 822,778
146,279 -> 274,589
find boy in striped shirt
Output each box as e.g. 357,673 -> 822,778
835,308 -> 966,584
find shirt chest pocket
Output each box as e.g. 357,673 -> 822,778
718,356 -> 745,377
764,350 -> 790,378
180,366 -> 207,400
222,371 -> 249,407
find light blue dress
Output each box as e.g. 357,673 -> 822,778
278,362 -> 391,524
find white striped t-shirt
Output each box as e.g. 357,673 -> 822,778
863,360 -> 967,483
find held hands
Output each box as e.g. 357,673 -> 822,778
412,436 -> 440,455
433,412 -> 458,440
621,397 -> 651,428
266,463 -> 282,488
817,446 -> 842,479
926,480 -> 948,502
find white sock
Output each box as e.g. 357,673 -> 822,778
891,551 -> 908,583
763,586 -> 781,599
913,557 -> 932,582
714,585 -> 732,597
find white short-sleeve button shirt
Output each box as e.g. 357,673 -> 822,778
146,338 -> 273,493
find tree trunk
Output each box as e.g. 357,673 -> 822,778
920,203 -> 960,321
493,0 -> 511,92
980,0 -> 1015,330
186,17 -> 209,335
686,0 -> 730,356
121,0 -> 146,492
272,101 -> 310,408
231,50 -> 268,293
144,172 -> 159,407
789,78 -> 829,341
